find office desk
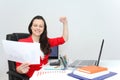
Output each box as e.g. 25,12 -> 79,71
30,60 -> 120,80
99,60 -> 120,80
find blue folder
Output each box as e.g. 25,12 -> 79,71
68,71 -> 117,80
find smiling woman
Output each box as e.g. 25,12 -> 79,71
1,0 -> 120,80
16,15 -> 68,78
31,19 -> 45,38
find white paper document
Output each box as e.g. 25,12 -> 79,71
30,70 -> 78,80
2,40 -> 44,64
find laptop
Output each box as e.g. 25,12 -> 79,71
68,39 -> 104,68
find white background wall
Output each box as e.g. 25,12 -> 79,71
0,0 -> 120,80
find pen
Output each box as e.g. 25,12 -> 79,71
63,56 -> 67,64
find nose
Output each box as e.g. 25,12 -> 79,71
36,26 -> 41,29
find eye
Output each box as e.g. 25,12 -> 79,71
33,24 -> 37,27
39,25 -> 44,28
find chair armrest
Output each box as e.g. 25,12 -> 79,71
7,70 -> 29,80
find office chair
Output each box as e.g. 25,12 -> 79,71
6,33 -> 30,80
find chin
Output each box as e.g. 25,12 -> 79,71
36,34 -> 41,37
33,32 -> 41,37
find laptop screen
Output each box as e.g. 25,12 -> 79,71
49,46 -> 58,59
96,39 -> 104,66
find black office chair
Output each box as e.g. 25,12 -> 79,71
6,33 -> 30,80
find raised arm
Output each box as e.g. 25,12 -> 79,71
59,16 -> 68,42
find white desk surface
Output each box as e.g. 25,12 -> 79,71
30,60 -> 120,80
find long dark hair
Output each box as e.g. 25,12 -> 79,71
28,15 -> 51,55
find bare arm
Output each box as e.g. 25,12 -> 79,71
59,16 -> 68,42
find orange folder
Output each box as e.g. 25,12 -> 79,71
77,65 -> 108,74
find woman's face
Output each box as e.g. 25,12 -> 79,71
31,19 -> 44,37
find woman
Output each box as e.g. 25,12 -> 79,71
16,15 -> 68,78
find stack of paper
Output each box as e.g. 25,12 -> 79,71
68,65 -> 117,80
2,40 -> 44,64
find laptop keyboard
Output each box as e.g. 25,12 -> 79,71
68,60 -> 96,68
68,60 -> 81,67
79,60 -> 96,65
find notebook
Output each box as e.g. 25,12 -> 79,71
76,65 -> 108,74
68,39 -> 104,68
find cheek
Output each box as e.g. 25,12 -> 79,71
40,27 -> 44,32
31,27 -> 36,31
42,28 -> 44,32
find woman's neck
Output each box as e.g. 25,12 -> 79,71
31,34 -> 40,43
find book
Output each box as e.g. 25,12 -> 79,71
77,65 -> 108,74
73,70 -> 109,79
68,71 -> 117,80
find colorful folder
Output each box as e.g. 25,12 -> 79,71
68,71 -> 117,80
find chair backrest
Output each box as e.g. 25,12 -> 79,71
6,33 -> 30,41
6,33 -> 30,80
